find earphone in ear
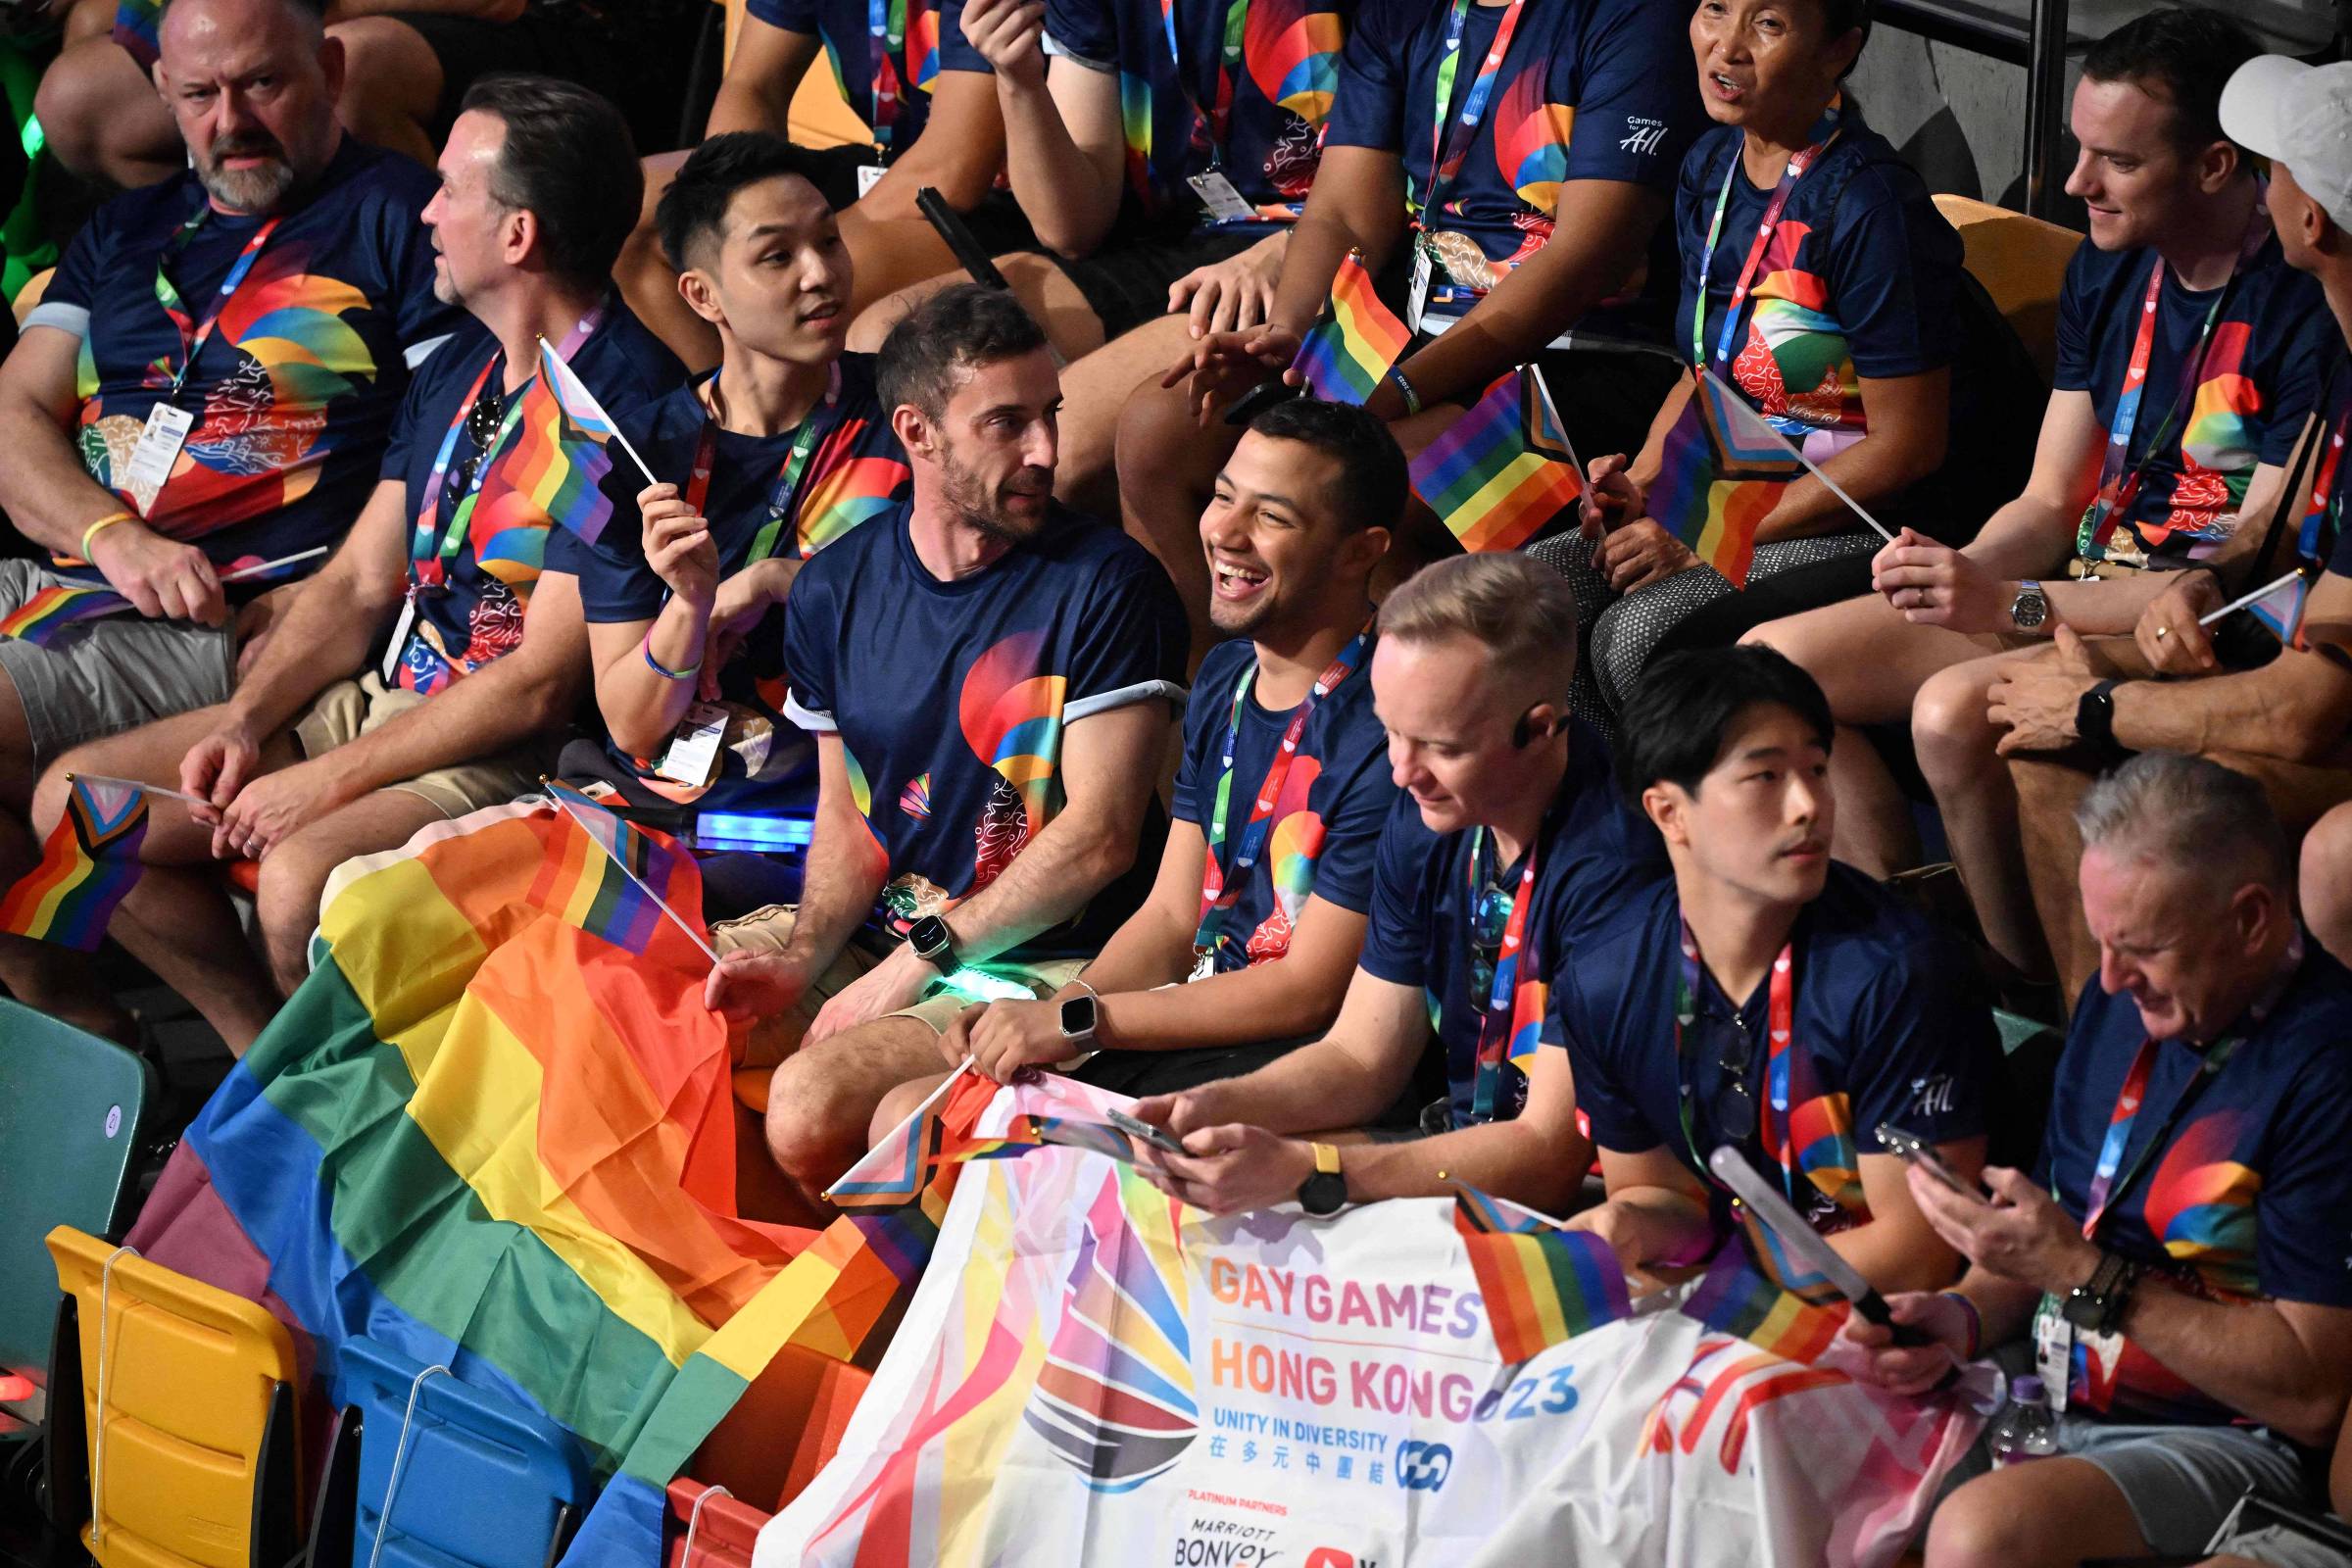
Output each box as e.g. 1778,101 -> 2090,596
1511,706 -> 1559,749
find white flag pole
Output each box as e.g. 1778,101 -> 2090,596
64,771 -> 212,808
541,781 -> 720,963
537,335 -> 661,490
1699,365 -> 1896,543
220,546 -> 330,583
2198,568 -> 2305,627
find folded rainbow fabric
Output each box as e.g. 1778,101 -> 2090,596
1452,1185 -> 1632,1363
0,775 -> 147,950
1647,367 -> 1804,590
1410,366 -> 1585,553
1290,249 -> 1410,406
0,584 -> 132,646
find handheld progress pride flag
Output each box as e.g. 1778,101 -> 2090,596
539,778 -> 713,961
826,1060 -> 1043,1208
537,336 -> 660,544
2200,568 -> 2311,651
1647,367 -> 1806,590
1451,1185 -> 1632,1363
0,775 -> 148,950
1679,1233 -> 1849,1364
1290,250 -> 1410,406
1410,365 -> 1584,553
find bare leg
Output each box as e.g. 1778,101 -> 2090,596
615,150 -> 719,373
0,666 -> 130,1040
1113,368 -> 1239,668
847,249 -> 1106,362
764,1014 -> 948,1201
2299,801 -> 2352,964
1915,651 -> 2051,982
1047,311 -> 1200,538
834,211 -> 982,318
1827,727 -> 1918,875
322,17 -> 442,168
869,1069 -> 953,1146
34,36 -> 179,188
1923,1458 -> 2150,1568
2008,753 -> 2098,999
251,788 -> 446,995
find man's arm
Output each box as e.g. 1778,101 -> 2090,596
705,16 -> 820,140
216,480 -> 411,740
1375,180 -> 1666,417
1140,998 -> 1591,1216
963,0 -> 1124,259
1064,814 -> 1207,994
1830,1146 -> 1981,1296
2106,571 -> 2352,760
848,72 -> 1008,225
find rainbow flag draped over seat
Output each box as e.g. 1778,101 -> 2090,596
1451,1186 -> 1632,1363
528,338 -> 627,547
1409,366 -> 1584,552
1289,250 -> 1409,406
1647,367 -> 1805,590
0,584 -> 131,645
1679,1232 -> 1849,1364
0,775 -> 147,950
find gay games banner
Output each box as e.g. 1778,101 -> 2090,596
760,1081 -> 1990,1568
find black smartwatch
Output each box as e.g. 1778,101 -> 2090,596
2075,678 -> 2119,752
2063,1250 -> 2138,1335
1057,991 -> 1099,1047
906,914 -> 957,974
1297,1143 -> 1348,1217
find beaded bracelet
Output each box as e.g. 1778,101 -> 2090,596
641,629 -> 700,682
1385,363 -> 1422,416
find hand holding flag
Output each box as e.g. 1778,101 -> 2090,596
1288,250 -> 1410,407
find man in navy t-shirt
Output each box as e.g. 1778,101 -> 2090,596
886,398 -> 1401,1110
22,77 -> 681,1053
705,283 -> 1186,1199
1550,647 -> 1997,1295
1845,755 -> 2352,1565
1127,553 -> 1660,1220
552,135 -> 913,918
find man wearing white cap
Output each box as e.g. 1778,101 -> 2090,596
1985,49 -> 2352,1003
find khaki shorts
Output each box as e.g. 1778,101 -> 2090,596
710,903 -> 1086,1078
292,672 -> 562,820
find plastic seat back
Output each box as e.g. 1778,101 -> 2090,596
46,1225 -> 303,1568
664,1479 -> 767,1568
1933,195 -> 2083,382
341,1337 -> 593,1568
0,1006 -> 153,1433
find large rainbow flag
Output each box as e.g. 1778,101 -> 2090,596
0,775 -> 147,950
1290,250 -> 1410,406
1409,366 -> 1584,552
1646,367 -> 1805,590
118,799 -> 950,1561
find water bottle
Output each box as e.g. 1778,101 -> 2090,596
1988,1375 -> 2060,1467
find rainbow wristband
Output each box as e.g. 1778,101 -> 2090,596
641,630 -> 700,682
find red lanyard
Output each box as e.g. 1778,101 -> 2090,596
1690,104 -> 1841,370
2080,1033 -> 2241,1242
2298,386 -> 2349,564
1159,0 -> 1249,155
154,211 -> 281,399
1192,623 -> 1372,963
1466,826 -> 1540,1122
1416,0 -> 1528,232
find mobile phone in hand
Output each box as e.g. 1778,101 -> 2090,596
1107,1107 -> 1187,1155
1874,1123 -> 1983,1199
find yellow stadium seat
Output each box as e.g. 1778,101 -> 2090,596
722,0 -> 871,152
46,1226 -> 306,1568
1933,195 -> 2083,384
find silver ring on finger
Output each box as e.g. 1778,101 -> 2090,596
2155,625 -> 2171,640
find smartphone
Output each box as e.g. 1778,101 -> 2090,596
1874,1123 -> 1980,1199
1106,1106 -> 1187,1156
1221,377 -> 1301,428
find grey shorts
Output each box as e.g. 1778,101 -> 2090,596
2208,1520 -> 2352,1567
2052,1410 -> 2315,1555
0,560 -> 233,766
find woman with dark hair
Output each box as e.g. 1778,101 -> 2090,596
1538,0 -> 2032,738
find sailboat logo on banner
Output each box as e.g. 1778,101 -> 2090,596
1022,1170 -> 1199,1490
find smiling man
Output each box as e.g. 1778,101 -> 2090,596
1548,646 -> 1997,1296
865,398 -> 1401,1120
704,282 -> 1187,1206
24,74 -> 682,1050
550,133 -> 913,917
1844,754 -> 2352,1568
1127,553 -> 1661,1220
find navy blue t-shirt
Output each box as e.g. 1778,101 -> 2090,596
1042,0 -> 1349,234
1545,862 -> 1996,1235
782,504 -> 1189,958
552,356 -> 909,812
748,0 -> 991,158
1355,720 -> 1661,1125
1168,634 -> 1396,970
1673,112 -> 1963,444
384,303 -> 682,697
1323,0 -> 1699,328
29,139 -> 461,593
2056,229 -> 2334,565
2034,941 -> 2352,1424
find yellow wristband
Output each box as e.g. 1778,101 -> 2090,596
79,511 -> 136,562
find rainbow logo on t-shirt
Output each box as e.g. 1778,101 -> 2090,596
795,444 -> 909,557
1244,0 -> 1344,126
2138,1109 -> 2262,1298
1494,72 -> 1576,216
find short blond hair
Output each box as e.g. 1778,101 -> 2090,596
1376,554 -> 1578,686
